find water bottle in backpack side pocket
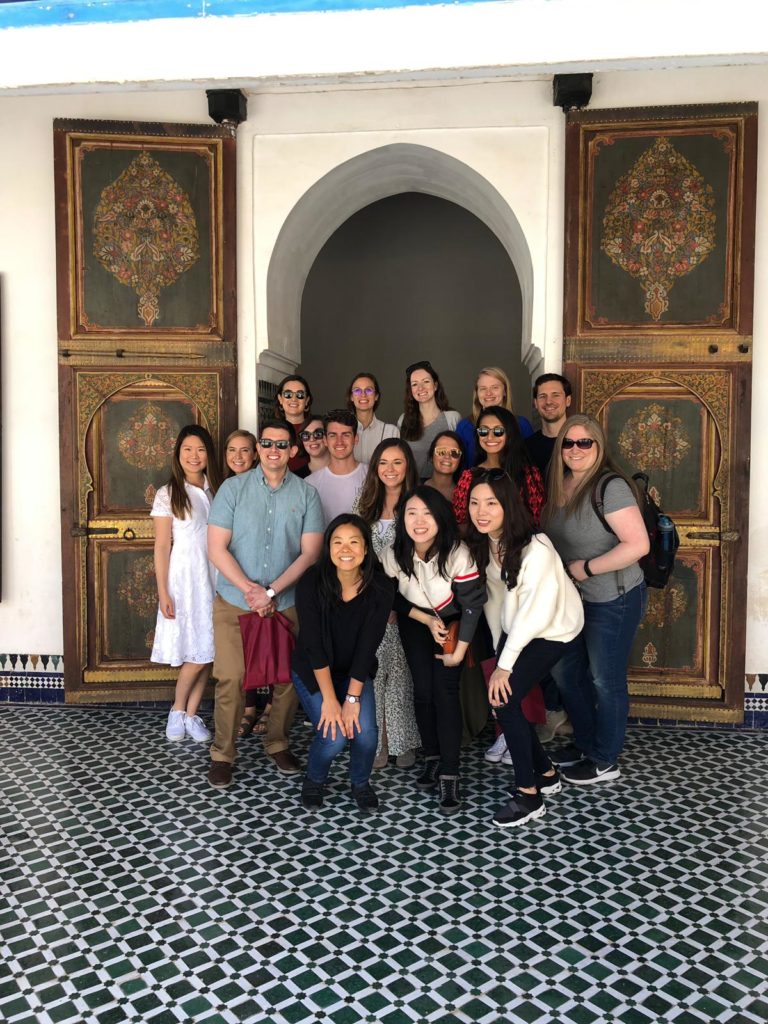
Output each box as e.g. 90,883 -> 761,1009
657,515 -> 676,574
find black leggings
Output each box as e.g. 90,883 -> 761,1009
397,613 -> 463,776
494,637 -> 574,789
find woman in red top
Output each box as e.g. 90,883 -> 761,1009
453,405 -> 545,528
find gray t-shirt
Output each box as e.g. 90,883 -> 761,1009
545,476 -> 644,602
397,410 -> 460,479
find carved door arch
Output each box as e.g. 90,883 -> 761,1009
60,370 -> 235,701
576,367 -> 749,720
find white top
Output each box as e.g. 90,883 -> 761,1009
484,533 -> 584,672
306,462 -> 369,526
357,415 -> 400,464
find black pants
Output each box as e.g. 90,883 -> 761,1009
495,637 -> 576,789
397,613 -> 463,776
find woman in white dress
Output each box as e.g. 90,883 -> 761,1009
151,424 -> 221,743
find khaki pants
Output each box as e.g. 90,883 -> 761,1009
210,595 -> 299,764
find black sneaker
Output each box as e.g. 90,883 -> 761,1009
536,769 -> 562,795
550,743 -> 585,768
437,775 -> 462,816
301,777 -> 325,809
350,782 -> 379,815
493,790 -> 546,828
562,760 -> 620,785
416,757 -> 440,791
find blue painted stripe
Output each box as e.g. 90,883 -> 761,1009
0,0 -> 491,29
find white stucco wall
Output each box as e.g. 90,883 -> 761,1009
0,62 -> 766,680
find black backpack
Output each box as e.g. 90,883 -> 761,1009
591,472 -> 680,589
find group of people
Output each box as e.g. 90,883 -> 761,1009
150,362 -> 649,828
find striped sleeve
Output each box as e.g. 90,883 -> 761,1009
450,545 -> 486,643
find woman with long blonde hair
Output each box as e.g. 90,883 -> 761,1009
456,367 -> 534,467
542,414 -> 649,787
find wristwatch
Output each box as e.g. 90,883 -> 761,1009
345,694 -> 360,704
265,586 -> 276,599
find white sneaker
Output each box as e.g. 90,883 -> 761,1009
166,709 -> 186,742
501,747 -> 513,766
485,734 -> 508,763
184,714 -> 212,743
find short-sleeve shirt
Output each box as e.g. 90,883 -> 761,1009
306,463 -> 368,527
357,416 -> 400,464
208,466 -> 324,611
544,476 -> 644,602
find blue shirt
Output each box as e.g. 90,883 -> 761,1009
208,466 -> 324,611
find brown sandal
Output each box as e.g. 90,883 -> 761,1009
253,706 -> 271,735
238,712 -> 258,738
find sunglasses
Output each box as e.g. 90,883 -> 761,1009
258,438 -> 291,450
299,428 -> 325,441
477,425 -> 506,437
474,467 -> 511,483
351,387 -> 376,397
406,361 -> 434,378
562,437 -> 597,450
281,389 -> 306,400
434,448 -> 462,459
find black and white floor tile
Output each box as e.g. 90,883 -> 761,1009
1,706 -> 766,1024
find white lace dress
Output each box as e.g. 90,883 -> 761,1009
150,481 -> 216,667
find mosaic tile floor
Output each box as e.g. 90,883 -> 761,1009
1,706 -> 767,1024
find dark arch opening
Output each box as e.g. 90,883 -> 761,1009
298,192 -> 528,425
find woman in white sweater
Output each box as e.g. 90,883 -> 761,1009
466,470 -> 584,828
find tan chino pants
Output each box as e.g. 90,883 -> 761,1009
210,594 -> 299,764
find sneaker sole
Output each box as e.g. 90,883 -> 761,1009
563,769 -> 620,786
539,779 -> 563,796
484,754 -> 505,764
494,803 -> 547,828
166,734 -> 185,743
186,734 -> 211,743
208,777 -> 232,789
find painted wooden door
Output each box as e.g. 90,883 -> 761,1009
564,104 -> 757,723
53,119 -> 238,701
59,370 -> 236,702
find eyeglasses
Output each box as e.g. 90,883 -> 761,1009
477,426 -> 506,438
434,448 -> 461,459
562,437 -> 597,450
281,389 -> 306,400
351,387 -> 376,397
258,438 -> 291,450
299,428 -> 325,441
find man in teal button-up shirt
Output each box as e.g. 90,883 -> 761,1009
207,420 -> 324,789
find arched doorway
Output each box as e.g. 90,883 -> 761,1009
299,192 -> 526,422
264,143 -> 539,417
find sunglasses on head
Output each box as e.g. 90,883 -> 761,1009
434,447 -> 461,459
474,467 -> 511,484
562,437 -> 596,450
406,361 -> 434,378
477,425 -> 506,437
281,389 -> 306,400
351,386 -> 376,397
258,438 -> 291,450
299,428 -> 325,441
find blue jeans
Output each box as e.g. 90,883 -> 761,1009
292,671 -> 378,787
551,583 -> 647,766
